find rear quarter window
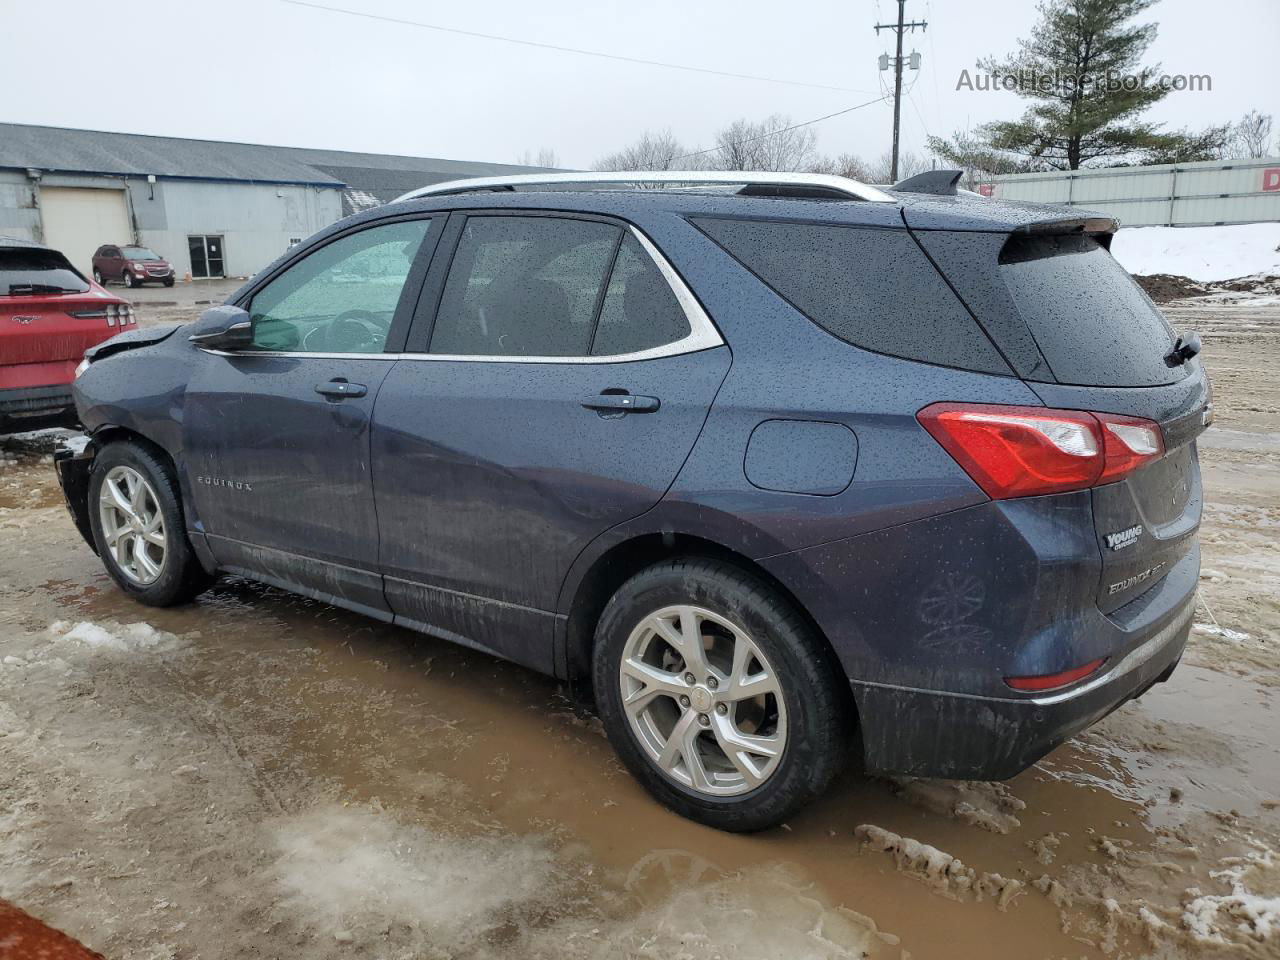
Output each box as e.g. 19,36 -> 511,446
693,217 -> 1010,375
998,234 -> 1181,387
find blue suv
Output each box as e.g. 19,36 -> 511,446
56,171 -> 1208,831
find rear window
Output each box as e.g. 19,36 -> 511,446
999,234 -> 1179,387
694,218 -> 1009,375
1,247 -> 90,295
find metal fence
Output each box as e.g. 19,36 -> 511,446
976,157 -> 1280,227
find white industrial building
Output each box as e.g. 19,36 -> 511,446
0,123 -> 547,279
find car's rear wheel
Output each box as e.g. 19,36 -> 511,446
88,440 -> 214,606
593,558 -> 848,832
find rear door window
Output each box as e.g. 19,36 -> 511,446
429,216 -> 621,357
998,234 -> 1180,387
694,217 -> 1009,374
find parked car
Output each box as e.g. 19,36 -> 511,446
1,237 -> 135,432
92,244 -> 176,288
55,171 -> 1209,831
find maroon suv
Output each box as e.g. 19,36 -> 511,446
92,244 -> 175,288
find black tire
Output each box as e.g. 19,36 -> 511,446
92,269 -> 103,284
593,558 -> 849,832
124,272 -> 137,288
87,439 -> 215,606
163,277 -> 175,287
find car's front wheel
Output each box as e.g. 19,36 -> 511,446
593,559 -> 849,832
92,269 -> 103,284
88,440 -> 214,606
124,273 -> 137,288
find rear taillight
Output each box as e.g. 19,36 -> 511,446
917,402 -> 1164,499
103,304 -> 135,326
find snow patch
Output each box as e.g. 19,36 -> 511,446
886,777 -> 1025,834
270,804 -> 563,946
49,620 -> 181,654
1183,849 -> 1280,944
1194,622 -> 1252,642
1111,223 -> 1280,283
854,823 -> 1024,908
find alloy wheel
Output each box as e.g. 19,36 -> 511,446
98,465 -> 167,584
619,604 -> 788,797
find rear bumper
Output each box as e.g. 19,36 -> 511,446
853,597 -> 1193,779
0,383 -> 74,420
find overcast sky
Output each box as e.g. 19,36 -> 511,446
4,0 -> 1276,169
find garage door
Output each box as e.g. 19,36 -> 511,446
39,187 -> 132,276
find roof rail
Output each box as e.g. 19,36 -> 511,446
393,171 -> 897,205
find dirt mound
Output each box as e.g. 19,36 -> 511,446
1135,272 -> 1280,302
1134,273 -> 1210,302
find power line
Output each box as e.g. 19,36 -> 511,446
664,96 -> 889,164
279,0 -> 875,93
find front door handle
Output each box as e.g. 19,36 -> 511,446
581,393 -> 660,414
315,379 -> 367,399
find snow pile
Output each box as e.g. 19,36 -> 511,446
49,620 -> 181,654
1110,223 -> 1280,283
1183,849 -> 1280,944
854,823 -> 1024,908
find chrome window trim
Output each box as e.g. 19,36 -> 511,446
392,170 -> 897,205
199,225 -> 724,365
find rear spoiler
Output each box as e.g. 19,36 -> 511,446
1005,216 -> 1119,253
1012,216 -> 1117,238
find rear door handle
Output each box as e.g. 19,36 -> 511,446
315,379 -> 367,399
581,393 -> 660,414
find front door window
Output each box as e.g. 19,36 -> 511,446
247,219 -> 433,353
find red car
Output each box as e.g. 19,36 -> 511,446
92,244 -> 176,288
1,237 -> 135,431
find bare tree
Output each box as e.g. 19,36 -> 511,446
592,130 -> 696,171
710,115 -> 818,172
808,153 -> 873,181
1228,110 -> 1274,159
865,149 -> 932,184
515,147 -> 561,168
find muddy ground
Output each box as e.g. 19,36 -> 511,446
1,295 -> 1277,960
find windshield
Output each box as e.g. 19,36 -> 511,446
1,247 -> 91,295
124,247 -> 162,261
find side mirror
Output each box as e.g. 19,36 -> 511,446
188,305 -> 253,352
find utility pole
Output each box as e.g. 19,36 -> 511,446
875,0 -> 927,182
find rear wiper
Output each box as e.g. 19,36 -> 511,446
7,283 -> 78,295
1164,332 -> 1202,367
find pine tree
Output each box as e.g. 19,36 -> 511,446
933,0 -> 1226,169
